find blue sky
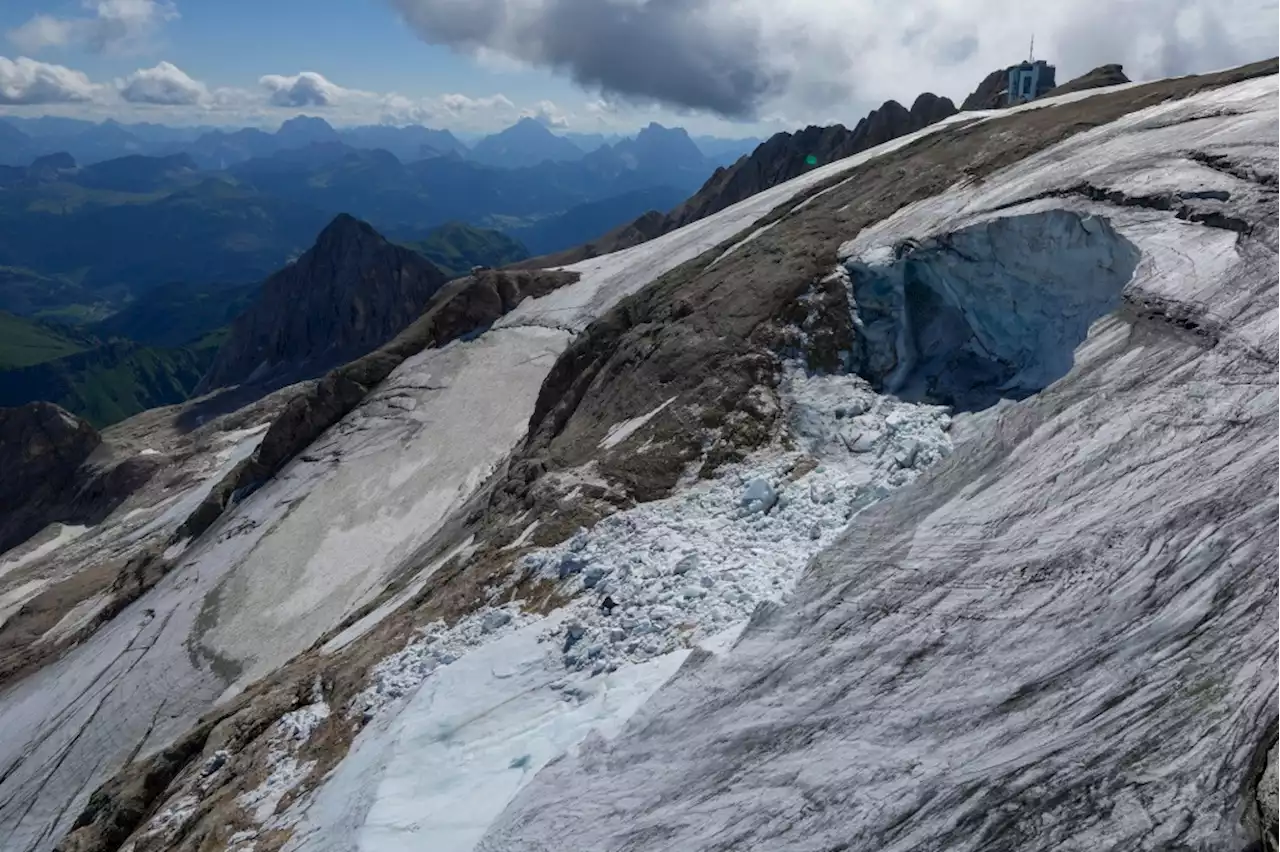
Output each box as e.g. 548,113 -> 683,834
0,0 -> 1274,135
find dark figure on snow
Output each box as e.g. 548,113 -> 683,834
600,595 -> 617,616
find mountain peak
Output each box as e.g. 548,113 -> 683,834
279,114 -> 335,132
308,213 -> 388,259
470,117 -> 584,168
276,115 -> 340,145
199,217 -> 449,391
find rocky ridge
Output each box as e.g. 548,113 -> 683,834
516,93 -> 959,269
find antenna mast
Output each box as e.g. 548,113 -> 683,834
1029,34 -> 1035,62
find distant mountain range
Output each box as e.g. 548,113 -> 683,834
0,117 -> 733,325
0,112 -> 759,171
0,218 -> 526,426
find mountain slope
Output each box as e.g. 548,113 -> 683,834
0,312 -> 91,368
504,186 -> 689,255
198,214 -> 450,391
91,280 -> 260,348
0,339 -> 218,428
0,60 -> 1273,852
396,222 -> 530,277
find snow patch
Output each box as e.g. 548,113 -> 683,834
162,538 -> 190,561
599,396 -> 677,450
321,536 -> 478,656
0,524 -> 90,578
38,592 -> 110,645
0,579 -> 52,630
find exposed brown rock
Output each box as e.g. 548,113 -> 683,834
962,66 -> 1013,110
1047,64 -> 1131,97
198,214 -> 450,393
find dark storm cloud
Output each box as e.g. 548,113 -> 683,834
389,0 -> 790,118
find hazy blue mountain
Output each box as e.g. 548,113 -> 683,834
275,115 -> 341,148
73,153 -> 200,193
693,134 -> 764,166
339,124 -> 469,161
561,132 -> 627,152
395,222 -> 529,277
576,123 -> 712,195
504,185 -> 687,255
0,120 -> 33,166
469,118 -> 586,168
182,126 -> 282,169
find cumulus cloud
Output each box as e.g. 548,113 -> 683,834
440,92 -> 516,114
0,55 -> 100,104
387,0 -> 1278,119
8,0 -> 178,56
522,99 -> 569,128
117,60 -> 206,104
258,71 -> 352,107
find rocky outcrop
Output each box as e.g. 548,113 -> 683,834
198,214 -> 450,392
514,94 -> 958,269
0,403 -> 100,555
1048,64 -> 1131,97
962,67 -> 1013,110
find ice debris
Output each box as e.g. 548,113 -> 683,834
523,365 -> 952,678
354,601 -> 535,719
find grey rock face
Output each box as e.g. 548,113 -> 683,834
0,402 -> 100,554
198,214 -> 449,391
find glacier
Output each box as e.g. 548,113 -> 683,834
476,74 -> 1279,852
2,67 -> 1275,852
0,84 -> 1019,852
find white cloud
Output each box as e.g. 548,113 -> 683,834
117,60 -> 206,105
440,92 -> 517,114
521,98 -> 570,128
0,55 -> 101,105
258,71 -> 357,107
8,0 -> 178,56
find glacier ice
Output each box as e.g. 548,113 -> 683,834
474,73 -> 1279,852
843,210 -> 1141,410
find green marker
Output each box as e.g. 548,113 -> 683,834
805,155 -> 818,166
